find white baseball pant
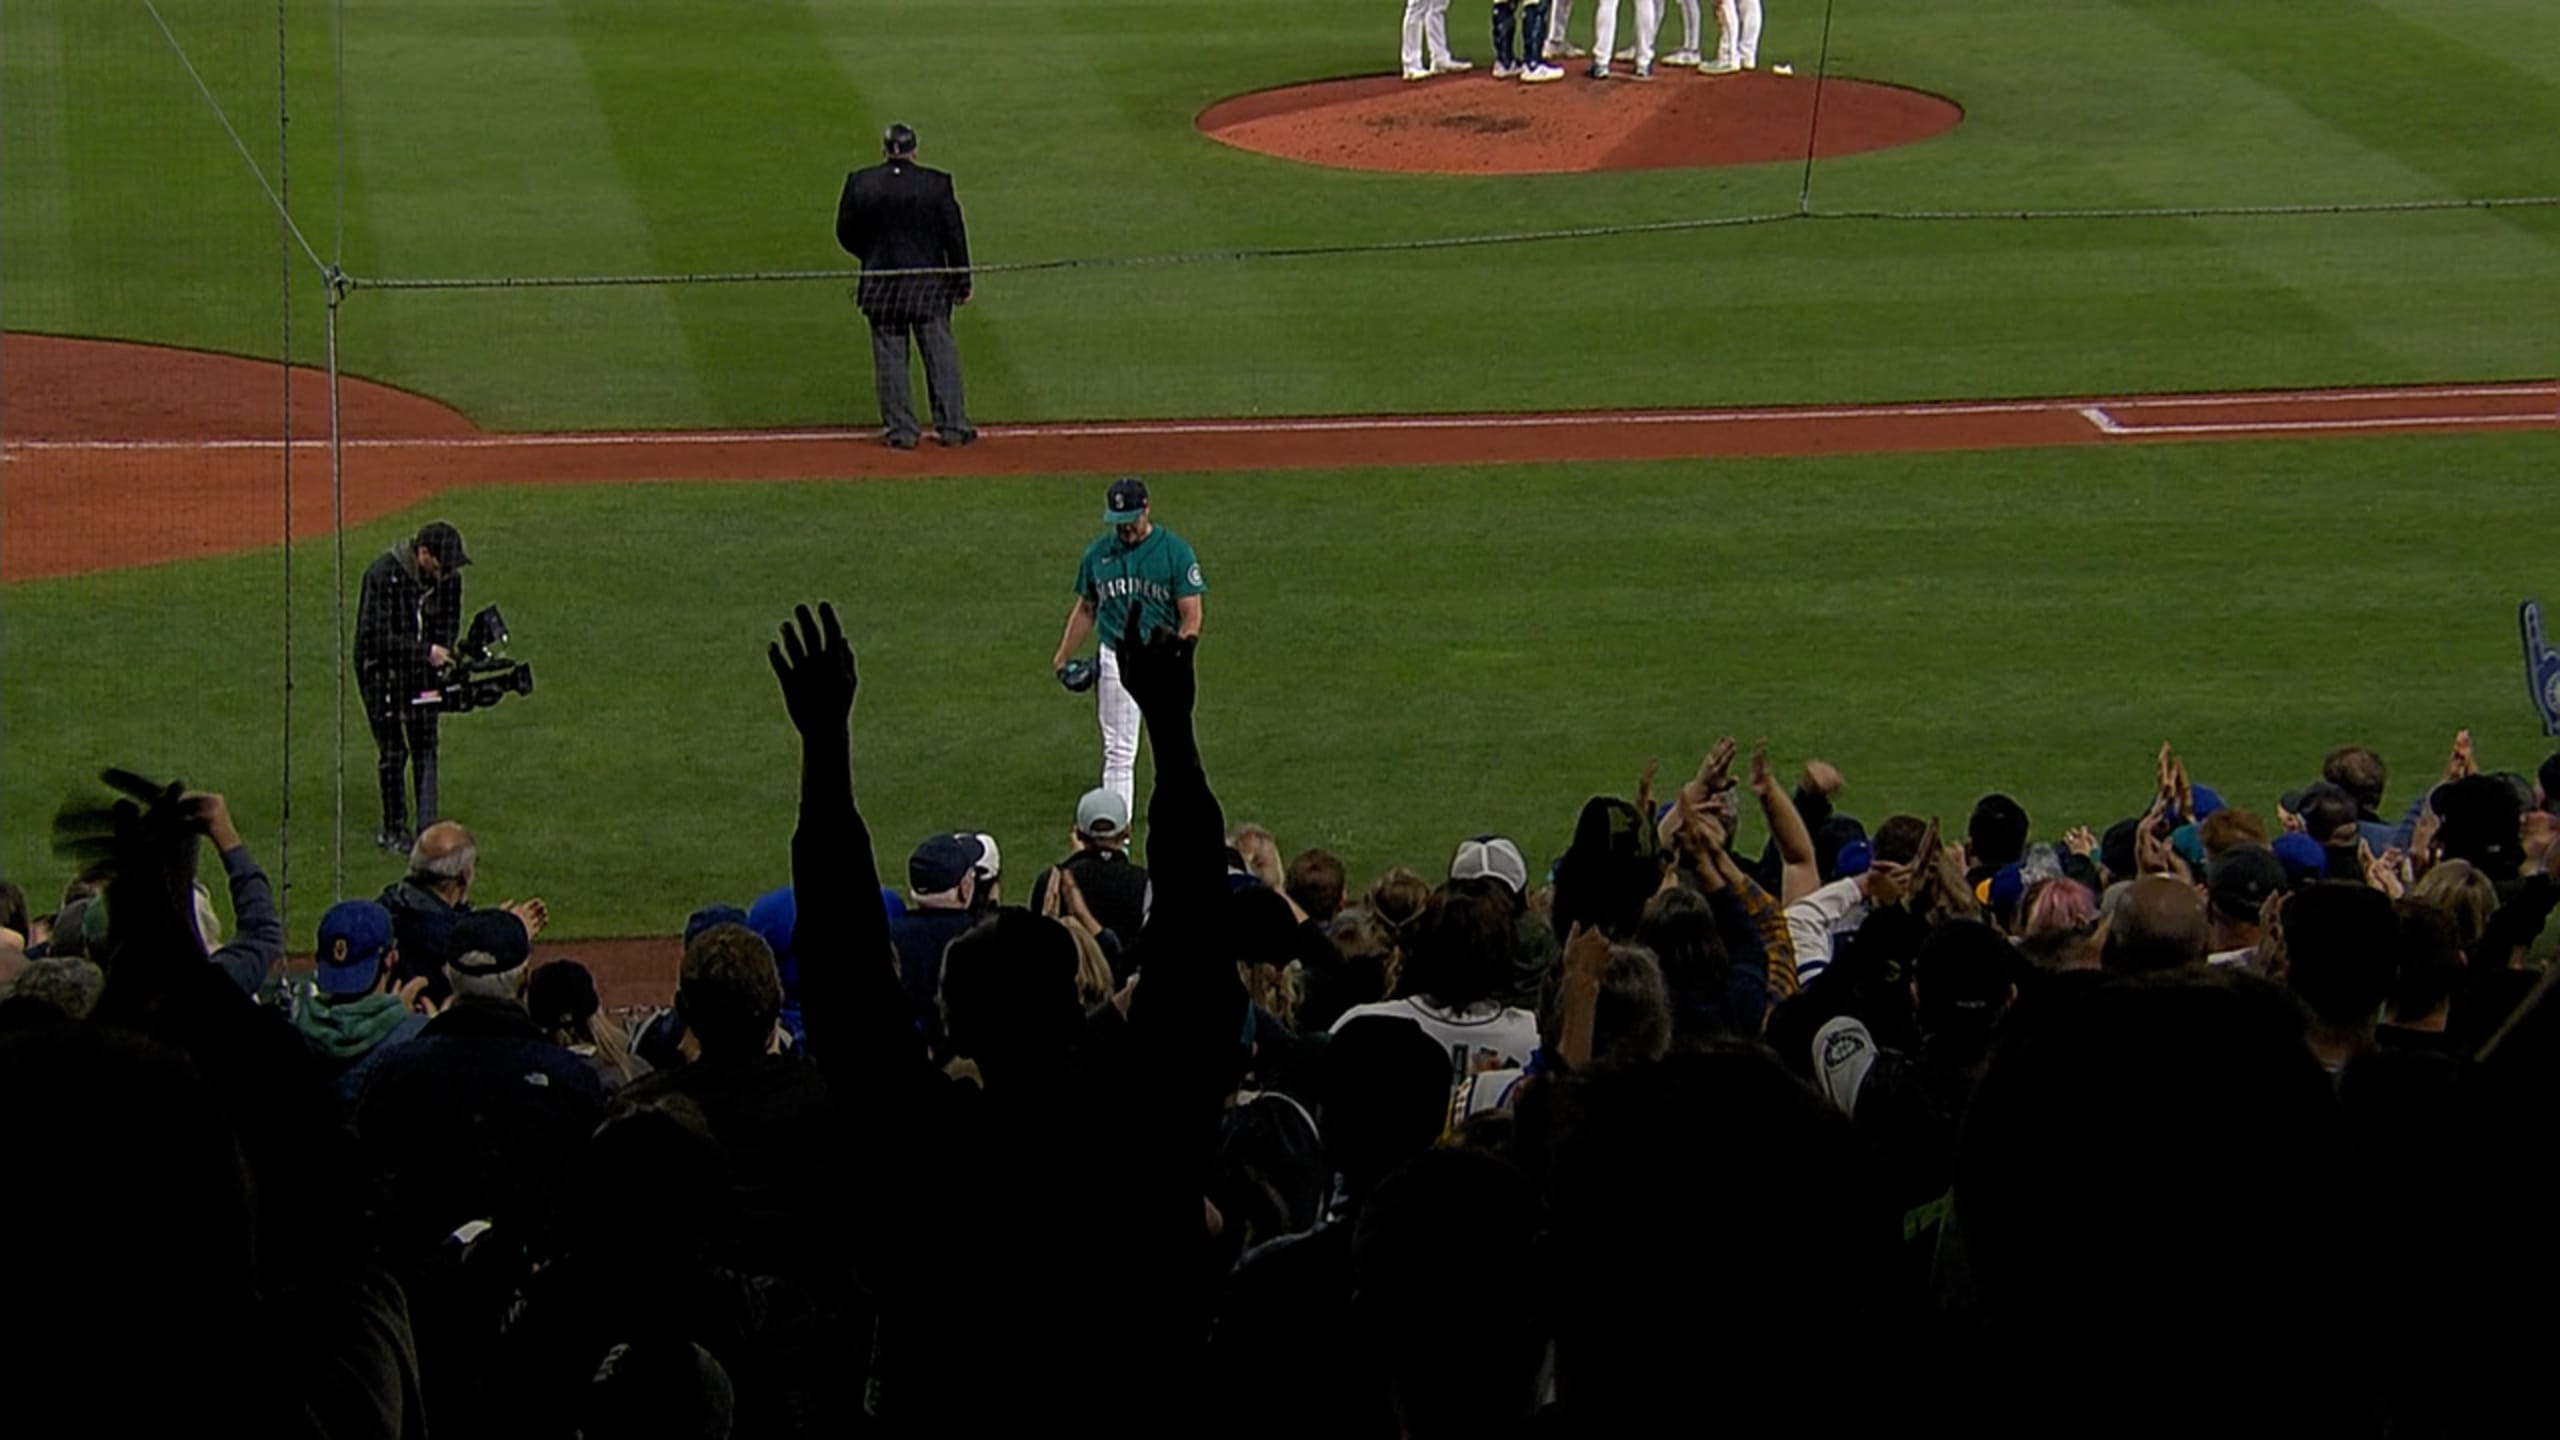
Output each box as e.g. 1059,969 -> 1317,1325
1593,0 -> 1661,69
1545,0 -> 1575,54
1715,0 -> 1761,67
1675,0 -> 1703,53
1401,0 -> 1457,73
1097,644 -> 1142,811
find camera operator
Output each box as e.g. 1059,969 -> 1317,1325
357,520 -> 469,855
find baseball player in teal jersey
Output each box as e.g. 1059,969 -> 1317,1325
1051,477 -> 1206,809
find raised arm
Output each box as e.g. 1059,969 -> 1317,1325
1749,740 -> 1822,905
191,792 -> 283,996
767,603 -> 912,1082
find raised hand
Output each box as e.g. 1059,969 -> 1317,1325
1636,756 -> 1660,823
2363,844 -> 2408,900
768,602 -> 858,735
1114,605 -> 1197,721
2442,729 -> 2478,785
2064,825 -> 2099,858
507,898 -> 549,939
1749,738 -> 1776,794
1801,759 -> 1844,797
182,791 -> 244,852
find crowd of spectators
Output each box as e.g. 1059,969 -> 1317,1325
7,608 -> 2560,1439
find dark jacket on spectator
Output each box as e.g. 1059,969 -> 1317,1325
1061,847 -> 1151,947
835,157 -> 971,322
615,1052 -> 850,1286
207,842 -> 285,997
355,997 -> 606,1258
380,879 -> 468,1001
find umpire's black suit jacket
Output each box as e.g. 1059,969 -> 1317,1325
836,159 -> 971,323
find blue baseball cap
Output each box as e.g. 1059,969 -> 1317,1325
1105,477 -> 1149,523
315,899 -> 396,996
2271,831 -> 2328,888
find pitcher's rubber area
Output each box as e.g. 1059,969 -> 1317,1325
2,334 -> 2552,581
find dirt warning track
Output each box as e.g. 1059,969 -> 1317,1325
2,335 -> 2552,581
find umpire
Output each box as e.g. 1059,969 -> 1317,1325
836,122 -> 977,450
356,520 -> 468,856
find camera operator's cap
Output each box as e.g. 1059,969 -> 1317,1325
909,832 -> 986,895
1450,836 -> 1529,896
446,909 -> 533,977
1076,786 -> 1130,841
417,520 -> 470,570
315,899 -> 396,996
1105,477 -> 1149,523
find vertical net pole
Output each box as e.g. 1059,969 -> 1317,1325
329,290 -> 348,899
1798,0 -> 1842,215
276,0 -> 296,933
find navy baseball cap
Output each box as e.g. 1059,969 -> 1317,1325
1105,477 -> 1149,523
447,909 -> 532,976
909,833 -> 987,895
315,899 -> 396,997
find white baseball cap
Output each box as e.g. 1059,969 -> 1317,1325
1076,787 -> 1131,841
1449,836 -> 1529,895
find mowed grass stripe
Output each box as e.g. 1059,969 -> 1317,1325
10,431 -> 2560,936
558,0 -> 925,426
332,0 -> 711,427
2116,0 -> 2560,205
0,0 -> 75,333
2369,0 -> 2560,92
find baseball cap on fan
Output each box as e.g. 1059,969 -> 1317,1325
1076,787 -> 1131,842
1105,477 -> 1150,524
910,832 -> 987,895
1450,836 -> 1530,895
315,899 -> 397,997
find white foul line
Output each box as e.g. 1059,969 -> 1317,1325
2084,411 -> 2555,438
4,380 -> 2552,455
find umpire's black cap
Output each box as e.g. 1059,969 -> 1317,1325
417,520 -> 470,569
883,123 -> 919,156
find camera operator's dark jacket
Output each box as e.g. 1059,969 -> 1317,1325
355,545 -> 462,704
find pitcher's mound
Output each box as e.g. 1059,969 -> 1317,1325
1199,70 -> 1961,176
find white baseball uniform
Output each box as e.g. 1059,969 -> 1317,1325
1714,0 -> 1763,68
1096,645 -> 1142,810
1593,0 -> 1662,70
1673,0 -> 1703,55
1402,0 -> 1459,74
1544,0 -> 1577,56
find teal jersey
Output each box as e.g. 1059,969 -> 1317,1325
1075,526 -> 1205,645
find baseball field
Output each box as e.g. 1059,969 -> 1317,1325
4,0 -> 2557,941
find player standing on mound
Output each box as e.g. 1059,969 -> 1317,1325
1492,0 -> 1567,81
1400,0 -> 1474,81
1588,0 -> 1662,79
1051,478 -> 1206,810
1700,0 -> 1761,72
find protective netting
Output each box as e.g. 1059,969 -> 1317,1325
3,0 -> 2555,939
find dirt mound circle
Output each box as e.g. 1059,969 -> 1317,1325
1199,70 -> 1961,175
0,332 -> 477,442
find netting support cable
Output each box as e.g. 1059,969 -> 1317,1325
1798,0 -> 1841,215
275,0 -> 295,931
332,193 -> 2560,295
141,0 -> 327,279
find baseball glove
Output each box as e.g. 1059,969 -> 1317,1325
1057,659 -> 1099,694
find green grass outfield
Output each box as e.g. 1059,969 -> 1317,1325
2,0 -> 2555,427
7,434 -> 2558,938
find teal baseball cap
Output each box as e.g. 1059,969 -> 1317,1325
1105,477 -> 1149,523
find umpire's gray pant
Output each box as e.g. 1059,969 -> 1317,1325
869,310 -> 974,443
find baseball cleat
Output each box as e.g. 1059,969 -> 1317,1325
1520,62 -> 1566,82
1697,58 -> 1741,73
1491,61 -> 1522,78
1545,41 -> 1588,59
1586,63 -> 1611,79
1401,68 -> 1433,81
1665,49 -> 1703,64
1432,56 -> 1476,73
1633,61 -> 1655,79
